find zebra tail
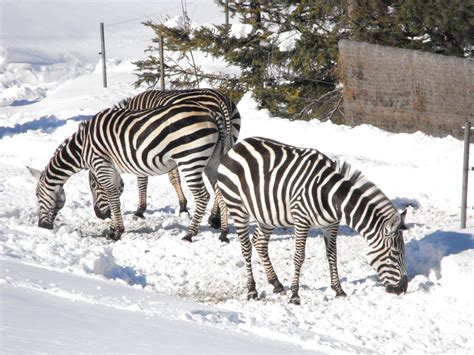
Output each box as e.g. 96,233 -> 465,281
213,111 -> 232,154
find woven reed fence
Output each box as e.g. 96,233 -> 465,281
339,40 -> 474,139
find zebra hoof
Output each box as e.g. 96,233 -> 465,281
271,280 -> 285,294
179,204 -> 188,215
247,290 -> 258,300
134,211 -> 145,219
289,293 -> 301,305
219,233 -> 230,243
208,214 -> 221,229
182,234 -> 193,242
332,285 -> 347,297
103,228 -> 122,241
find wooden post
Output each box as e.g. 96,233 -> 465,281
461,120 -> 471,228
225,0 -> 229,27
159,33 -> 165,90
99,22 -> 107,88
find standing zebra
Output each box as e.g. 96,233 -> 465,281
29,103 -> 229,242
90,89 -> 240,235
217,137 -> 408,304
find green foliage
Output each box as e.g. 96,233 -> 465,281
134,0 -> 473,120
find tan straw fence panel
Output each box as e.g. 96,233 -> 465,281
339,40 -> 474,139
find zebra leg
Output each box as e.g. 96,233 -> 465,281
253,224 -> 284,293
235,216 -> 258,299
181,172 -> 210,242
208,195 -> 221,230
134,176 -> 148,219
94,167 -> 124,241
214,186 -> 229,243
289,222 -> 310,305
168,168 -> 188,214
323,223 -> 347,297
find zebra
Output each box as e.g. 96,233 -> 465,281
28,102 -> 229,242
90,89 -> 241,235
216,137 -> 408,304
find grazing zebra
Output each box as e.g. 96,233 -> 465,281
28,103 -> 229,242
217,137 -> 408,304
90,89 -> 240,235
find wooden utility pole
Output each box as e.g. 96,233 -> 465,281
159,34 -> 165,90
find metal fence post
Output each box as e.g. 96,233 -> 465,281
159,33 -> 165,90
461,120 -> 471,228
99,22 -> 107,88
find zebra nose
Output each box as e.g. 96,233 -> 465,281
38,220 -> 53,230
385,275 -> 408,295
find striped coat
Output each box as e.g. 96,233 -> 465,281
217,137 -> 407,304
30,103 -> 228,242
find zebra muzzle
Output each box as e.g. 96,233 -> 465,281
385,275 -> 408,295
38,220 -> 53,230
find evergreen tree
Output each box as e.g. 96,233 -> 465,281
134,0 -> 473,121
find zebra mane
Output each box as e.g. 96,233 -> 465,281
335,161 -> 364,185
335,160 -> 390,204
113,97 -> 132,109
53,137 -> 71,157
51,122 -> 86,159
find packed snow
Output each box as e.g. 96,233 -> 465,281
1,1 -> 474,354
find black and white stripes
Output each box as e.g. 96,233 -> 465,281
91,89 -> 240,239
31,103 -> 229,241
217,137 -> 408,304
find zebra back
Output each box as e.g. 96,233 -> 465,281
114,89 -> 240,150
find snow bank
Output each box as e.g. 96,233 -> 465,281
1,0 -> 473,350
1,69 -> 473,352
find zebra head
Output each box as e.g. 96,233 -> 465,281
88,171 -> 124,220
28,166 -> 66,230
367,210 -> 408,295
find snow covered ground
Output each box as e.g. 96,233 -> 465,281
1,1 -> 474,353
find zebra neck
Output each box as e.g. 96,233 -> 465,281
334,180 -> 394,240
44,129 -> 84,186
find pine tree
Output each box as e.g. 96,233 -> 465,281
134,0 -> 473,121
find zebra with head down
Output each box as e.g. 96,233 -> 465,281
29,102 -> 230,242
217,137 -> 408,304
90,89 -> 240,238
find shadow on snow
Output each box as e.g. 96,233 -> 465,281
405,230 -> 474,279
0,114 -> 91,139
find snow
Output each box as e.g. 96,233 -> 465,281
271,30 -> 302,52
1,258 -> 308,353
1,1 -> 474,353
229,24 -> 254,40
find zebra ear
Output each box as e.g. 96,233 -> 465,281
399,209 -> 408,230
27,166 -> 42,181
387,212 -> 406,234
